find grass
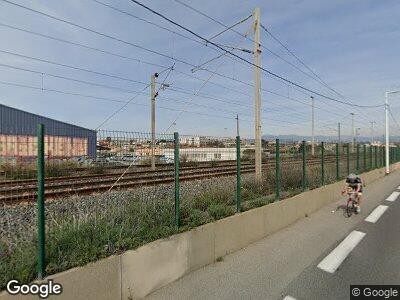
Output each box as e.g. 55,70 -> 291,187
0,160 -> 354,290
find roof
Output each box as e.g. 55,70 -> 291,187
0,103 -> 96,137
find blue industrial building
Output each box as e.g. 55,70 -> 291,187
0,104 -> 96,158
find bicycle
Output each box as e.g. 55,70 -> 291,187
345,191 -> 359,217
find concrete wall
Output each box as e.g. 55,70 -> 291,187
1,164 -> 398,299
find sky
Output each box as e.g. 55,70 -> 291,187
0,0 -> 400,139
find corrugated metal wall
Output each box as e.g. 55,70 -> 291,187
0,104 -> 96,157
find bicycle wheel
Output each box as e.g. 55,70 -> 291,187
346,199 -> 354,217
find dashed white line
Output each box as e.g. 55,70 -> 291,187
365,205 -> 389,223
317,231 -> 366,274
283,296 -> 297,300
386,191 -> 400,202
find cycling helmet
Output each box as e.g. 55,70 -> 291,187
347,173 -> 357,180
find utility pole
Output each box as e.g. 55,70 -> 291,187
385,92 -> 389,174
370,121 -> 375,144
351,113 -> 355,151
338,122 -> 341,144
253,7 -> 262,183
383,90 -> 400,173
311,96 -> 315,156
236,114 -> 240,137
151,73 -> 158,170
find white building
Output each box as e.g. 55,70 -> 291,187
162,147 -> 254,162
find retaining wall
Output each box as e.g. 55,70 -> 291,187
1,164 -> 397,299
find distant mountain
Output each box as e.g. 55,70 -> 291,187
261,134 -> 400,143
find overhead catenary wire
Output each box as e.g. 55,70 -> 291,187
260,23 -> 346,99
2,0 -> 382,110
0,0 -> 383,137
171,0 -> 337,88
129,0 -> 384,109
171,0 -> 384,107
0,62 -> 313,120
0,78 -> 330,131
95,65 -> 174,130
0,60 -> 362,132
0,6 -> 311,105
0,49 -> 343,124
0,0 -> 382,130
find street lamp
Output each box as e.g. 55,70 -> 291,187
385,90 -> 400,174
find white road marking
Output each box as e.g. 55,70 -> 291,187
317,231 -> 366,274
365,205 -> 389,223
283,296 -> 297,300
386,191 -> 400,202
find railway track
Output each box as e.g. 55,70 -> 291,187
0,156 -> 344,204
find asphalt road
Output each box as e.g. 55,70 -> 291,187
147,172 -> 400,300
282,186 -> 400,299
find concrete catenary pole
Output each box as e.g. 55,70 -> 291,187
253,7 -> 262,183
311,96 -> 315,156
370,121 -> 375,144
385,90 -> 400,174
151,73 -> 157,170
351,112 -> 355,151
385,92 -> 389,174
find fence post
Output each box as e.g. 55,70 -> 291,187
321,142 -> 325,186
391,147 -> 393,163
236,136 -> 241,212
275,139 -> 281,200
336,143 -> 339,180
37,124 -> 45,279
346,143 -> 350,175
363,144 -> 367,171
302,140 -> 306,191
374,146 -> 378,169
356,144 -> 360,173
174,132 -> 180,228
369,145 -> 373,170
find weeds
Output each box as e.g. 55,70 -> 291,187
0,160 -> 344,290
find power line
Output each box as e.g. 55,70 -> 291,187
0,22 -> 166,69
0,21 -> 256,101
0,0 -> 380,130
170,0 -> 326,84
0,2 -> 295,103
0,0 -> 194,67
171,0 -> 384,110
0,78 -> 331,130
3,0 -> 384,113
95,65 -> 173,129
260,23 -> 346,99
0,53 -> 336,121
389,107 -> 400,130
0,49 -> 148,86
129,0 -> 384,109
0,59 -> 353,129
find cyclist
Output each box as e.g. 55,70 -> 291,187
342,173 -> 363,213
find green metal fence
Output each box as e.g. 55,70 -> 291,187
2,129 -> 400,291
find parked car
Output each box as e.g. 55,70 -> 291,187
122,154 -> 140,162
159,155 -> 174,164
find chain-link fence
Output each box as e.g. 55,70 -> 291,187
2,126 -> 400,290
